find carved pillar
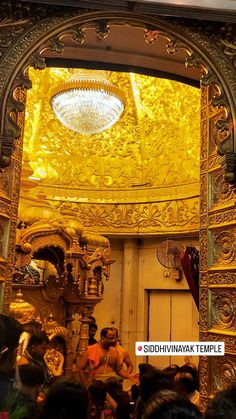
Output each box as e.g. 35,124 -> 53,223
199,84 -> 236,409
65,304 -> 76,375
64,239 -> 111,356
77,304 -> 94,355
0,87 -> 26,312
120,239 -> 139,367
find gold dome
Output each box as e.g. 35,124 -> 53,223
81,231 -> 110,247
42,314 -> 68,340
9,290 -> 35,324
18,194 -> 64,226
20,242 -> 32,253
60,203 -> 84,236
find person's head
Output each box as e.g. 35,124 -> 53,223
116,393 -> 134,419
27,332 -> 49,358
174,372 -> 196,396
106,377 -> 123,397
141,389 -> 201,419
179,364 -> 198,390
163,365 -> 180,384
17,364 -> 44,401
23,320 -> 42,335
0,314 -> 22,375
100,327 -> 116,349
204,383 -> 236,419
89,323 -> 98,339
89,380 -> 107,412
138,363 -> 156,378
140,370 -> 172,403
164,364 -> 180,374
41,377 -> 89,419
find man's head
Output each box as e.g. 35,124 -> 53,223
100,327 -> 116,348
88,315 -> 96,324
142,389 -> 201,419
205,383 -> 236,419
174,372 -> 196,396
41,378 -> 89,419
27,332 -> 49,359
0,314 -> 22,375
17,364 -> 44,401
89,323 -> 98,339
23,320 -> 42,335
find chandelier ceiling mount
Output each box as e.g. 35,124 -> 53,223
50,71 -> 126,135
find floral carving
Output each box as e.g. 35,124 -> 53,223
199,286 -> 208,331
200,173 -> 208,215
64,200 -> 199,234
209,272 -> 236,285
209,209 -> 236,226
212,356 -> 236,392
211,169 -> 235,207
210,289 -> 236,330
199,229 -> 208,271
200,119 -> 208,161
208,332 -> 236,353
212,231 -> 236,265
199,356 -> 209,397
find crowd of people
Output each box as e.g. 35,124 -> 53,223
0,313 -> 236,419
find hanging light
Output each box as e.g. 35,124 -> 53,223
50,71 -> 126,135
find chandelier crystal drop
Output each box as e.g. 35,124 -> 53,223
50,71 -> 126,135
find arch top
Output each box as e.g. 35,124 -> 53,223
0,5 -> 235,186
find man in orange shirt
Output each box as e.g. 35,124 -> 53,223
77,327 -> 135,385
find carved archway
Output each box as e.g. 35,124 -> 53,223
0,3 -> 236,406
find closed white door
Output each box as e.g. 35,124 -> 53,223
148,290 -> 199,369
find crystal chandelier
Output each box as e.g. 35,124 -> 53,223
50,71 -> 125,135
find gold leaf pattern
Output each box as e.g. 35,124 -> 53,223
24,68 -> 200,204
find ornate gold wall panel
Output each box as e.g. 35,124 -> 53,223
210,168 -> 235,208
209,288 -> 236,331
212,355 -> 236,393
0,87 -> 26,311
23,68 -> 200,204
48,198 -> 199,235
208,271 -> 236,285
11,286 -> 66,326
199,82 -> 236,406
211,229 -> 236,267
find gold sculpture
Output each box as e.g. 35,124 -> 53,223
9,290 -> 35,324
44,348 -> 64,377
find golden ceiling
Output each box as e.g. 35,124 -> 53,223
23,67 -> 200,205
